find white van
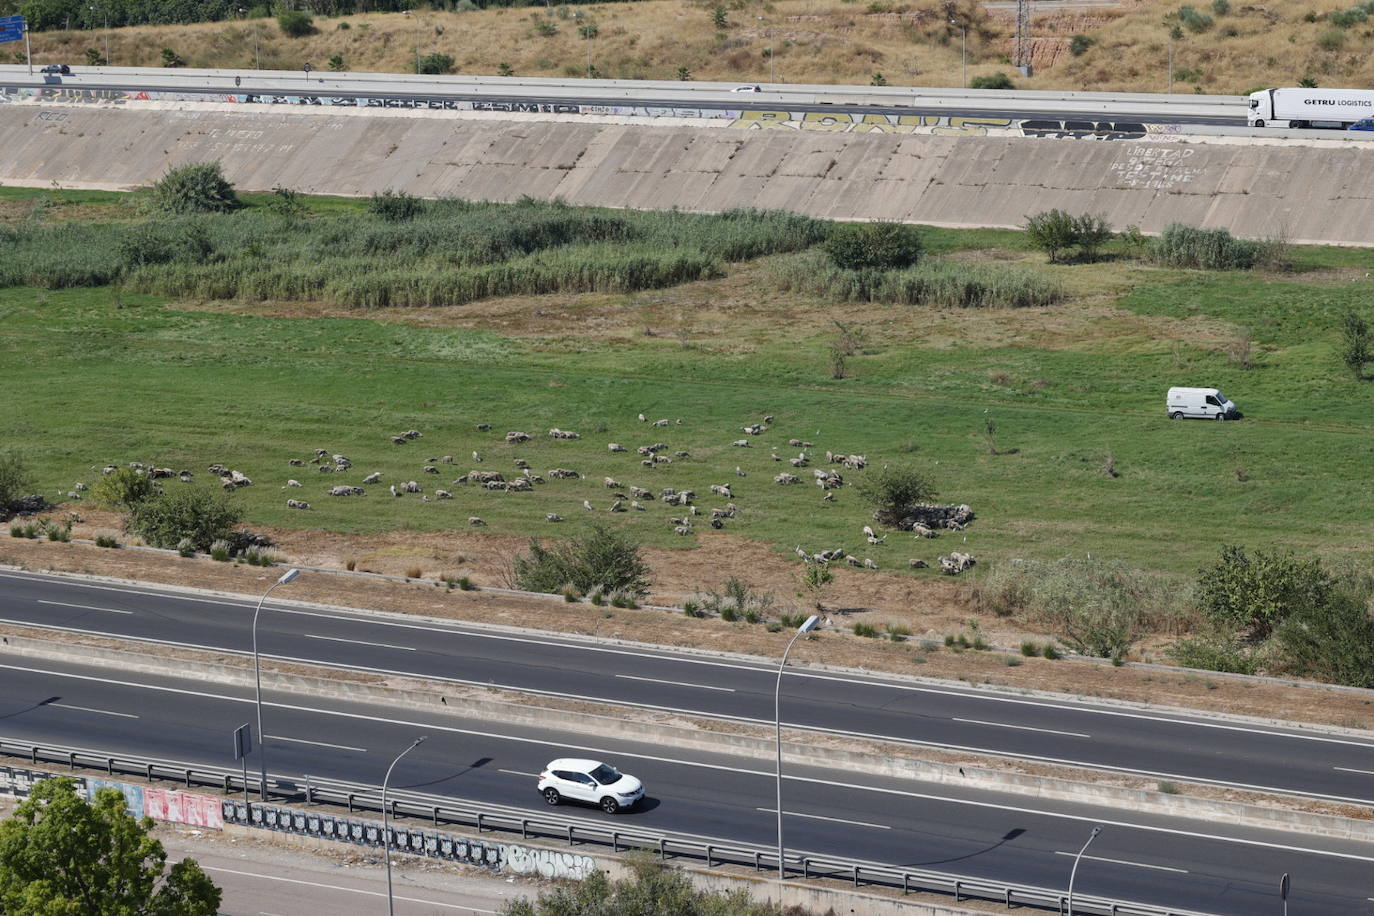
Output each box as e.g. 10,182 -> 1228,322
1166,387 -> 1237,420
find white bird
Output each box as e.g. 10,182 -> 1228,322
583,500 -> 594,511
472,451 -> 482,462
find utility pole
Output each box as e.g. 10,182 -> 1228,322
1014,0 -> 1031,76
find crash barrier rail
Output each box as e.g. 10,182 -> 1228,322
0,736 -> 1218,916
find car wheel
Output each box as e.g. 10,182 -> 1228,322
1253,120 -> 1264,128
1214,412 -> 1225,421
1169,412 -> 1182,420
599,797 -> 620,814
542,788 -> 560,806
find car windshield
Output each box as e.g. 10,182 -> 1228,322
589,764 -> 621,785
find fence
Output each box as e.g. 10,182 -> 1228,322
0,735 -> 1218,916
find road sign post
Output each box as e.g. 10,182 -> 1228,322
1279,873 -> 1290,916
233,724 -> 253,808
0,16 -> 29,75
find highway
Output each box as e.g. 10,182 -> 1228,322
0,654 -> 1371,915
2,570 -> 1374,807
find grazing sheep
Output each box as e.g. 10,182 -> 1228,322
287,499 -> 311,510
583,500 -> 595,511
310,456 -> 321,465
710,518 -> 724,529
314,449 -> 328,458
207,464 -> 227,475
742,423 -> 766,435
548,428 -> 581,440
333,455 -> 351,468
660,488 -> 677,498
725,502 -> 739,514
424,466 -> 439,475
288,458 -> 304,467
689,505 -> 699,516
653,455 -> 672,465
867,535 -> 886,545
910,559 -> 930,568
513,459 -> 530,469
403,430 -> 422,440
673,525 -> 692,536
636,446 -> 653,456
469,517 -> 486,526
637,413 -> 646,422
652,419 -> 670,428
402,480 -> 421,493
843,455 -> 867,470
102,465 -> 117,475
845,555 -> 864,567
676,450 -> 691,458
472,451 -> 482,463
774,473 -> 799,485
469,471 -> 505,484
794,546 -> 808,560
732,439 -> 751,448
74,482 -> 88,491
710,484 -> 733,498
318,465 -> 336,474
863,558 -> 879,570
790,457 -> 809,468
475,423 -> 491,431
608,443 -> 627,453
939,552 -> 976,575
504,431 -> 531,443
286,479 -> 303,488
363,472 -> 382,485
390,485 -> 399,497
911,525 -> 937,539
328,485 -> 364,497
788,439 -> 802,447
823,492 -> 835,502
547,468 -> 581,480
711,508 -> 729,519
436,490 -> 453,500
609,500 -> 625,513
425,457 -> 438,464
604,477 -> 623,489
630,500 -> 645,511
546,513 -> 563,522
763,415 -> 775,424
451,475 -> 469,486
735,467 -> 746,477
391,436 -> 407,445
863,525 -> 876,538
421,495 -> 431,503
505,477 -> 534,492
442,456 -> 454,464
629,486 -> 652,500
178,470 -> 194,482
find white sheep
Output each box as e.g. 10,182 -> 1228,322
363,472 -> 382,484
608,443 -> 627,452
286,479 -> 302,488
436,490 -> 453,500
546,513 -> 563,522
287,499 -> 310,510
468,517 -> 486,526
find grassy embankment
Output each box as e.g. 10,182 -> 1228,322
3,186 -> 1373,582
9,0 -> 1374,95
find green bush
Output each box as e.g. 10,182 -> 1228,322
1068,34 -> 1093,55
1316,27 -> 1345,49
367,190 -> 424,222
127,486 -> 242,552
771,252 -> 1060,309
1073,213 -> 1114,262
160,47 -> 184,67
209,539 -> 231,561
824,222 -> 923,271
415,53 -> 454,74
513,522 -> 651,598
1019,640 -> 1041,657
969,73 -> 1014,90
505,856 -> 783,915
1024,209 -> 1078,263
1195,545 -> 1332,639
1273,591 -> 1374,687
1177,5 -> 1214,31
151,163 -> 239,216
1338,310 -> 1371,379
1149,223 -> 1261,270
90,467 -> 157,509
1327,7 -> 1367,27
855,465 -> 937,527
95,534 -> 120,548
1167,632 -> 1261,674
277,9 -> 314,37
852,622 -> 881,638
1211,0 -> 1231,13
43,520 -> 71,542
0,450 -> 36,516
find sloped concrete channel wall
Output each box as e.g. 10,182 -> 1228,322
3,101 -> 1373,245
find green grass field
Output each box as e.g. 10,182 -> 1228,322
3,187 -> 1373,576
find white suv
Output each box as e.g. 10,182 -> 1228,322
538,758 -> 644,813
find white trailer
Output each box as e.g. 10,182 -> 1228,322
1248,87 -> 1374,128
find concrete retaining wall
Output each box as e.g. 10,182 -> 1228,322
2,101 -> 1372,245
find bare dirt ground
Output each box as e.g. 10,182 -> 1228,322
6,512 -> 1374,737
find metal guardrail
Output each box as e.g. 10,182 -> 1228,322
0,737 -> 1217,916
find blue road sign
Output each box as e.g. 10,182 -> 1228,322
0,15 -> 24,43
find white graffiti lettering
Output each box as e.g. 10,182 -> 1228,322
500,843 -> 597,880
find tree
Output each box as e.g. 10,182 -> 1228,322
1195,545 -> 1333,639
0,778 -> 220,916
801,560 -> 834,610
502,855 -> 779,915
90,467 -> 157,510
0,450 -> 36,517
152,162 -> 238,215
127,485 -> 242,552
1073,213 -> 1113,262
1024,209 -> 1078,262
277,9 -> 314,37
824,221 -> 923,271
1338,310 -> 1370,379
513,522 -> 651,598
855,465 -> 937,527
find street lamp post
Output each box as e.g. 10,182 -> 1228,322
950,18 -> 966,89
775,614 -> 820,884
403,10 -> 419,73
251,567 -> 300,801
383,736 -> 427,916
757,16 -> 774,84
89,6 -> 108,65
1167,38 -> 1174,94
1066,825 -> 1102,916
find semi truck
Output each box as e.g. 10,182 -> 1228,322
1247,87 -> 1374,129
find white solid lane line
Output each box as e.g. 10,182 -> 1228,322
266,735 -> 366,752
48,703 -> 139,718
202,866 -> 495,912
303,634 -> 415,651
756,807 -> 890,830
953,717 -> 1091,739
498,769 -> 537,778
1334,766 -> 1374,776
615,674 -> 735,692
1053,851 -> 1188,873
37,600 -> 133,615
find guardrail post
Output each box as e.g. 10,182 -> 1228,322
903,874 -> 910,895
954,880 -> 961,902
802,857 -> 809,879
184,769 -> 192,787
662,839 -> 669,862
753,851 -> 761,872
107,758 -> 114,775
521,819 -> 529,840
567,825 -> 574,846
612,832 -> 619,853
67,752 -> 76,771
705,845 -> 712,868
852,865 -> 860,887
223,775 -> 231,794
432,806 -> 439,826
346,793 -> 354,813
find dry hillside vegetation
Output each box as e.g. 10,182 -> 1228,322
15,0 -> 1374,94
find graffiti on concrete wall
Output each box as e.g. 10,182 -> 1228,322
1021,119 -> 1148,140
728,109 -> 1014,135
1108,145 -> 1204,189
501,843 -> 597,880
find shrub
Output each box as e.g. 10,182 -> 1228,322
160,47 -> 184,67
328,54 -> 345,72
677,67 -> 692,80
970,73 -> 1014,90
277,10 -> 314,36
1211,0 -> 1230,13
1274,591 -> 1374,687
720,604 -> 739,622
681,599 -> 701,616
151,163 -> 238,215
1042,642 -> 1061,659
43,520 -> 71,542
1338,310 -> 1371,379
772,252 -> 1059,309
367,190 -> 425,222
1020,640 -> 1041,657
1177,5 -> 1214,31
405,566 -> 422,580
855,465 -> 937,527
176,538 -> 195,557
1068,34 -> 1093,55
1024,209 -> 1078,262
95,534 -> 120,548
513,522 -> 651,598
870,73 -> 888,86
1316,27 -> 1345,49
1328,7 -> 1366,27
241,545 -> 279,566
415,53 -> 454,74
1167,632 -> 1261,674
209,539 -> 231,561
824,222 -> 923,271
84,47 -> 106,66
1195,545 -> 1332,639
458,576 -> 476,591
887,624 -> 911,641
1073,213 -> 1113,262
90,467 -> 157,509
852,622 -> 881,638
1149,223 -> 1260,270
127,486 -> 242,552
0,450 -> 36,516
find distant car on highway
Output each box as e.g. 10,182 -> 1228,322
732,84 -> 762,92
40,64 -> 71,75
538,758 -> 644,813
1349,118 -> 1374,131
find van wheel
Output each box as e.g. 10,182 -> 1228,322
1170,412 -> 1183,420
543,788 -> 560,806
1214,413 -> 1226,421
1254,119 -> 1265,128
599,797 -> 620,814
